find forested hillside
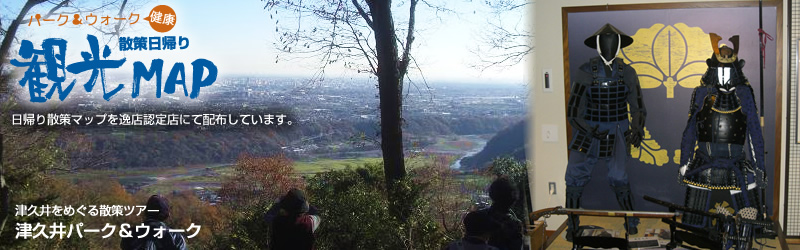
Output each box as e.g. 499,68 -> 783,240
459,119 -> 526,169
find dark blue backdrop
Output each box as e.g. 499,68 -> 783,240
565,6 -> 779,213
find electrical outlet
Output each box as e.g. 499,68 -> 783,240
548,182 -> 556,195
542,124 -> 558,143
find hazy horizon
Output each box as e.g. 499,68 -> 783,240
2,0 -> 528,85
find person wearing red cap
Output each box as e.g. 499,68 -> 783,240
266,188 -> 321,250
121,195 -> 187,250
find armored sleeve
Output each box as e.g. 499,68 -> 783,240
700,67 -> 712,87
567,81 -> 592,134
625,65 -> 646,135
679,87 -> 703,166
738,84 -> 766,172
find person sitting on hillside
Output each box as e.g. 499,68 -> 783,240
121,195 -> 188,250
444,209 -> 500,250
483,177 -> 524,250
267,188 -> 321,250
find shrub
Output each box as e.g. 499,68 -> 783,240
307,162 -> 450,250
487,156 -> 531,223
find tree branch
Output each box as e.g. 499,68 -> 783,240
0,134 -> 7,238
398,0 -> 417,81
26,1 -> 128,29
351,0 -> 373,29
346,19 -> 376,74
113,0 -> 129,36
42,0 -> 70,20
470,0 -> 532,71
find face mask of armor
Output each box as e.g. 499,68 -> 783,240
710,60 -> 739,92
716,67 -> 733,91
597,34 -> 621,67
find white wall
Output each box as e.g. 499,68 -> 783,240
527,0 -> 788,230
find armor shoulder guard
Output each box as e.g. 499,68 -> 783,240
693,86 -> 710,101
692,86 -> 711,112
579,61 -> 593,74
736,83 -> 755,97
700,68 -> 712,86
688,87 -> 699,115
579,57 -> 604,73
617,58 -> 629,67
735,83 -> 757,108
623,63 -> 639,82
620,60 -> 635,72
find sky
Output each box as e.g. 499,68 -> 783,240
1,0 -> 527,85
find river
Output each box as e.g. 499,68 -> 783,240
447,135 -> 489,169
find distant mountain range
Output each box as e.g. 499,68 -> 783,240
459,119 -> 526,169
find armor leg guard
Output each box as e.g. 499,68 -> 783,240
731,187 -> 763,217
613,185 -> 639,235
683,185 -> 711,227
731,188 -> 763,249
566,186 -> 584,242
734,207 -> 759,250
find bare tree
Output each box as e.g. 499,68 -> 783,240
0,134 -> 6,238
0,0 -> 56,69
1,0 -> 141,83
0,0 -> 139,237
471,0 -> 532,71
264,0 -> 436,219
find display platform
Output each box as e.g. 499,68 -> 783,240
540,216 -> 787,249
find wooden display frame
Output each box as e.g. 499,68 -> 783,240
561,1 -> 784,231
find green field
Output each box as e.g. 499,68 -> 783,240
55,155 -> 471,194
293,157 -> 383,174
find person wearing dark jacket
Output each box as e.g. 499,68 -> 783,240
444,209 -> 500,250
266,188 -> 321,250
482,178 -> 524,250
121,195 -> 187,250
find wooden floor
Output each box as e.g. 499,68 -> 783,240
545,216 -> 785,249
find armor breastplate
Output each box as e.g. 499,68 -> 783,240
585,62 -> 629,122
697,91 -> 746,145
